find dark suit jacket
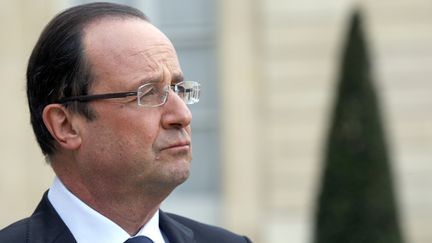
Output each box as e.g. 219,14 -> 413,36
0,193 -> 251,243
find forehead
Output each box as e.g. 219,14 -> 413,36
82,17 -> 182,89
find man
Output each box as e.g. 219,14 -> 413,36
0,2 -> 251,243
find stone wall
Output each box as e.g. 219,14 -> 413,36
220,0 -> 432,242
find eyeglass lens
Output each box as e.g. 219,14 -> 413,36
137,81 -> 200,107
173,81 -> 200,105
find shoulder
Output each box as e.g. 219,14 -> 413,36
0,193 -> 75,243
164,212 -> 252,243
0,217 -> 31,243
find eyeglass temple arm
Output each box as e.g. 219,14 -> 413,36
57,92 -> 137,103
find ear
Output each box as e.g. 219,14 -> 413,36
42,104 -> 82,151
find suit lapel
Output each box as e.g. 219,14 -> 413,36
29,193 -> 197,243
28,192 -> 76,243
159,211 -> 196,243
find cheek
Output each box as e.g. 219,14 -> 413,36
124,112 -> 160,134
185,126 -> 192,135
103,108 -> 161,148
83,105 -> 162,151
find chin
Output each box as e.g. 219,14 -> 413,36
171,161 -> 191,183
173,171 -> 189,187
161,158 -> 190,184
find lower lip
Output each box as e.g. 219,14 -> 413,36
163,145 -> 190,152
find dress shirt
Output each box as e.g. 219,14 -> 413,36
48,177 -> 166,243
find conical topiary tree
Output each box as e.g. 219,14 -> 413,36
313,9 -> 404,243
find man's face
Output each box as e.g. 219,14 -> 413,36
75,18 -> 192,195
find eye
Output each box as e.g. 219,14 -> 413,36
138,84 -> 158,98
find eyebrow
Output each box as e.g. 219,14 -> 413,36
130,68 -> 184,91
171,72 -> 184,84
130,73 -> 163,90
154,69 -> 184,85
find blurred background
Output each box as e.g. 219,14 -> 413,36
0,0 -> 431,243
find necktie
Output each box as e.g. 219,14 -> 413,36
124,236 -> 154,243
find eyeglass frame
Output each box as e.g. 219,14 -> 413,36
54,80 -> 200,107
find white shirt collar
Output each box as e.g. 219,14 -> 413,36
48,177 -> 166,243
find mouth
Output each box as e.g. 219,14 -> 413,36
161,141 -> 191,152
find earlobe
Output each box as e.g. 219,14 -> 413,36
42,104 -> 82,151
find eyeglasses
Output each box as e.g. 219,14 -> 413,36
56,81 -> 200,107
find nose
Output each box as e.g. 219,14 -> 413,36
161,89 -> 192,129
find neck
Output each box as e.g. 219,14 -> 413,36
51,159 -> 171,235
64,175 -> 166,235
